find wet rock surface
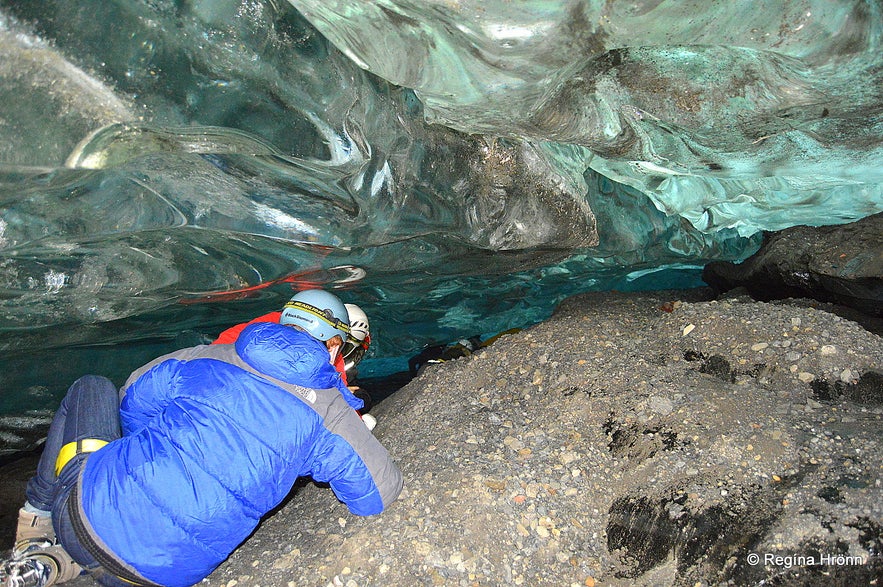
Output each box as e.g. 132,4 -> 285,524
3,289 -> 882,586
703,212 -> 883,324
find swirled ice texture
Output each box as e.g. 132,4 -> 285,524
0,1 -> 881,416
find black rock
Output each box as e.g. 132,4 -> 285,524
703,213 -> 883,319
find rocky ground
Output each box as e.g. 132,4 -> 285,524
2,288 -> 882,586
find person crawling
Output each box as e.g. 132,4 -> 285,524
1,289 -> 402,587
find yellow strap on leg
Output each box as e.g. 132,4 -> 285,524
55,439 -> 109,477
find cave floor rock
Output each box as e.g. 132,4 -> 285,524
3,289 -> 882,586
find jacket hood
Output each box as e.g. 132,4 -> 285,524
234,322 -> 341,389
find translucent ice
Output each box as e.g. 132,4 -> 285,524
0,1 -> 879,421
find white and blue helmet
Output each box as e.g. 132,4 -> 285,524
280,289 -> 350,343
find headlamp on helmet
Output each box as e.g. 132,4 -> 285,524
280,289 -> 350,343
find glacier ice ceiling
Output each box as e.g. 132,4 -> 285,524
0,0 -> 881,422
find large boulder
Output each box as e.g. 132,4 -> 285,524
703,213 -> 883,321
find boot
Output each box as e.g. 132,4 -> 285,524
14,509 -> 54,544
32,545 -> 81,583
11,540 -> 82,585
1,553 -> 56,587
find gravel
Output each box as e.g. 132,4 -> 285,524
3,289 -> 881,586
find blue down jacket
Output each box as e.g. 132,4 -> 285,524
78,323 -> 402,587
